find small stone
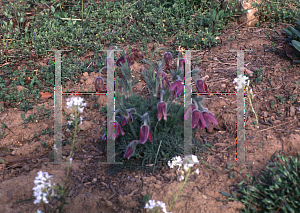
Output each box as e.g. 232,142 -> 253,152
290,106 -> 296,117
11,151 -> 16,156
86,192 -> 91,198
23,164 -> 30,171
154,184 -> 162,189
92,178 -> 97,183
105,200 -> 112,207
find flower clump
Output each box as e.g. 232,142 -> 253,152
33,171 -> 55,204
168,155 -> 200,181
100,48 -> 217,161
144,199 -> 172,213
66,96 -> 87,131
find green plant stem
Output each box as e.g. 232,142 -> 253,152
134,112 -> 143,119
57,108 -> 80,213
153,140 -> 162,173
128,121 -> 137,139
129,81 -> 133,98
246,90 -> 264,151
169,168 -> 191,211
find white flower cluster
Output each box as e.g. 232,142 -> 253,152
33,171 -> 55,204
66,96 -> 87,129
168,155 -> 200,181
66,96 -> 87,113
144,199 -> 171,213
233,75 -> 249,91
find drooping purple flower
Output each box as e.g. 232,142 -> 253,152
139,124 -> 153,144
203,111 -> 218,126
157,101 -> 170,121
116,55 -> 134,67
164,52 -> 173,70
196,79 -> 208,93
192,109 -> 208,129
169,77 -> 184,97
121,112 -> 133,126
116,48 -> 144,67
95,77 -> 104,92
124,140 -> 140,159
107,120 -> 125,139
156,70 -> 170,88
184,103 -> 195,121
178,58 -> 185,70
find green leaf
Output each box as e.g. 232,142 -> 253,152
289,26 -> 300,39
30,75 -> 37,89
283,29 -> 295,39
204,143 -> 213,148
51,6 -> 55,13
0,158 -> 7,164
220,191 -> 232,197
292,40 -> 300,52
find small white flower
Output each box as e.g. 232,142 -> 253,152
144,199 -> 171,213
178,175 -> 185,181
66,97 -> 86,114
233,75 -> 249,91
195,168 -> 200,175
36,210 -> 43,213
69,158 -> 73,164
168,156 -> 182,169
183,164 -> 190,172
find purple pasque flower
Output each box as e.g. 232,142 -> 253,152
139,124 -> 153,144
121,112 -> 133,126
169,75 -> 184,97
107,120 -> 125,140
184,103 -> 195,121
157,101 -> 170,121
116,48 -> 144,67
192,109 -> 208,129
178,58 -> 192,71
178,58 -> 185,70
156,70 -> 170,88
196,79 -> 208,93
116,54 -> 134,67
95,77 -> 105,92
202,111 -> 218,126
124,140 -> 140,159
164,52 -> 173,70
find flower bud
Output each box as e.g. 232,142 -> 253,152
94,77 -> 104,92
163,52 -> 173,70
